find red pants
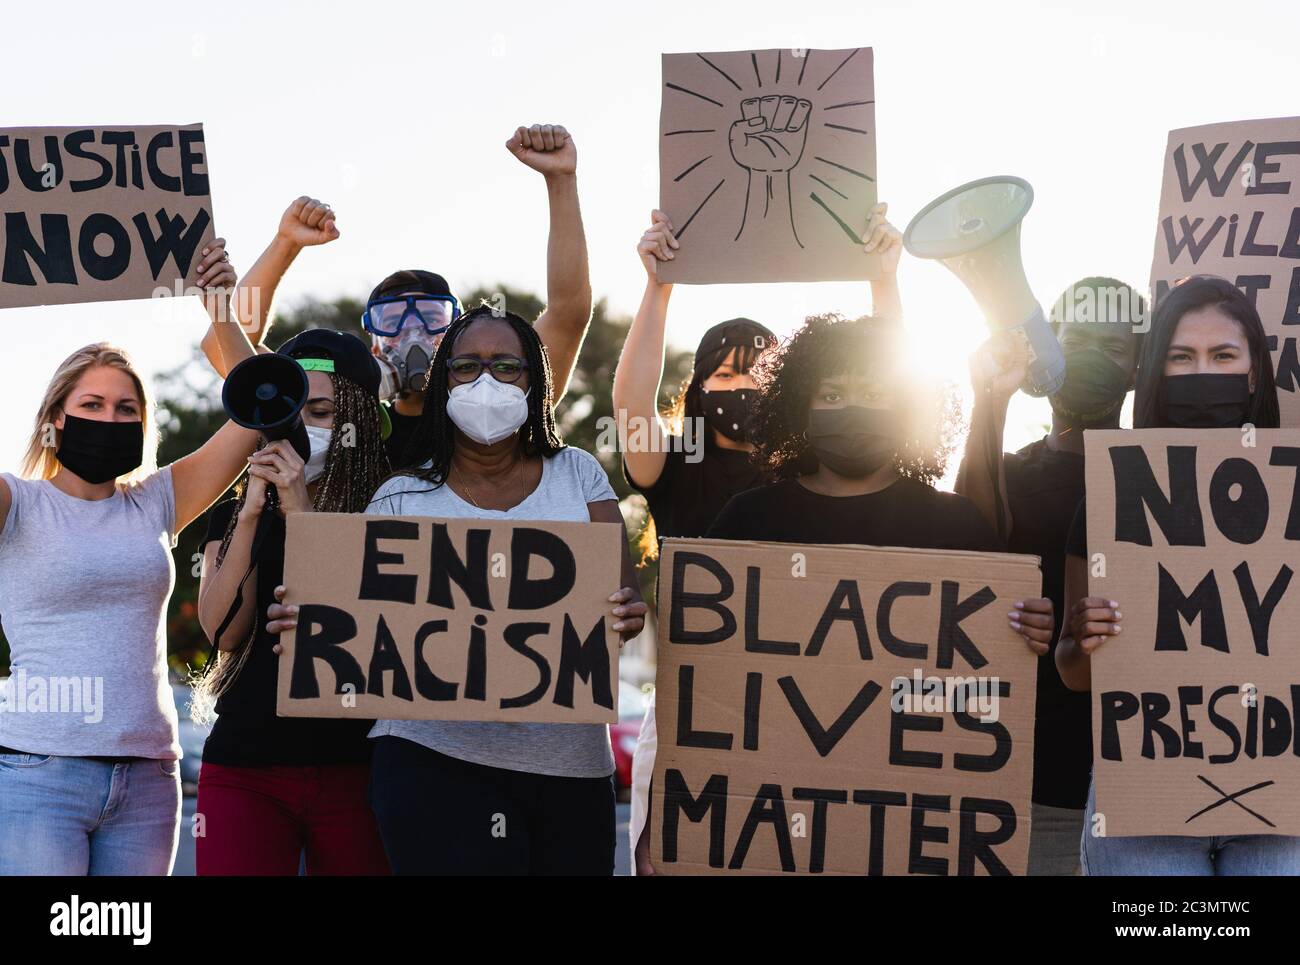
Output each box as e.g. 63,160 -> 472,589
196,762 -> 390,876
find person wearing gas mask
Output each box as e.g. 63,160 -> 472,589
267,306 -> 647,874
1056,274 -> 1295,876
955,276 -> 1145,876
192,329 -> 393,876
367,123 -> 592,470
632,312 -> 1056,874
0,243 -> 260,876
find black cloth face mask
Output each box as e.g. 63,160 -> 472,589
700,388 -> 753,442
1049,347 -> 1129,426
56,413 -> 144,484
1163,373 -> 1251,429
805,405 -> 899,478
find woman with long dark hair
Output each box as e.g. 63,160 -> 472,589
269,305 -> 647,874
193,328 -> 393,876
1056,274 -> 1296,875
633,312 -> 1056,873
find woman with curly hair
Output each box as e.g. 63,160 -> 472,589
633,311 -> 1057,874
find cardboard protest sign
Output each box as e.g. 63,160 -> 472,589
657,48 -> 878,284
277,514 -> 623,724
650,538 -> 1041,875
1085,428 -> 1300,836
0,123 -> 216,309
1150,118 -> 1300,425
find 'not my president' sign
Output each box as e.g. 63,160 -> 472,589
0,123 -> 217,309
1086,428 -> 1300,836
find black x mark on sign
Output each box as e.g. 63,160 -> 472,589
1185,775 -> 1276,829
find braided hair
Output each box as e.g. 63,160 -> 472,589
192,370 -> 392,721
391,304 -> 564,490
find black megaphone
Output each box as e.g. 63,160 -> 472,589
221,353 -> 311,462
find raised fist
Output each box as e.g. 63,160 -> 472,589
728,96 -> 813,174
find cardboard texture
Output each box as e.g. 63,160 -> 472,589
0,123 -> 216,309
1149,118 -> 1300,426
650,537 -> 1041,875
658,48 -> 879,284
277,514 -> 624,724
1085,428 -> 1300,836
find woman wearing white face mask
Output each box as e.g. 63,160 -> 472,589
192,329 -> 394,875
269,305 -> 649,874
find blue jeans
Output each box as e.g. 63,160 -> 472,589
1081,779 -> 1300,876
0,752 -> 181,875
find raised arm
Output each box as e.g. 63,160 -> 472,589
508,124 -> 592,401
614,211 -> 678,489
200,197 -> 339,376
954,335 -> 1026,541
862,202 -> 903,321
171,253 -> 262,531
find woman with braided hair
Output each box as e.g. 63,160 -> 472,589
193,329 -> 393,875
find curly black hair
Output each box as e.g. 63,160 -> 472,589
747,313 -> 961,483
389,304 -> 565,489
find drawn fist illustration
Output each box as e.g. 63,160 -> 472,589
728,96 -> 813,174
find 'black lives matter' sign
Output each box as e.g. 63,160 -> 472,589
278,514 -> 623,724
0,124 -> 216,309
1086,428 -> 1300,836
651,538 -> 1041,875
1150,117 -> 1300,426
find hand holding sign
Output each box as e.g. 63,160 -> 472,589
1067,596 -> 1122,654
278,196 -> 339,248
637,209 -> 679,279
195,237 -> 236,326
507,123 -> 576,178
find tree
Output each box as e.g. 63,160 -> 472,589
150,287 -> 693,672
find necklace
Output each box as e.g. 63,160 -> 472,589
453,457 -> 523,510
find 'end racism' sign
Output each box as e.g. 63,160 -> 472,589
1086,428 -> 1300,836
277,514 -> 623,724
0,124 -> 216,309
651,538 -> 1041,875
1150,117 -> 1300,426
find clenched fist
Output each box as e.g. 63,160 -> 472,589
728,96 -> 813,174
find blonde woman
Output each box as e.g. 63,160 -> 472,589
0,241 -> 261,876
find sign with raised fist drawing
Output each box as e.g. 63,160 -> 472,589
658,47 -> 879,284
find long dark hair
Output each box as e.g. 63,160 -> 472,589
1133,275 -> 1280,429
748,313 -> 960,483
395,304 -> 564,487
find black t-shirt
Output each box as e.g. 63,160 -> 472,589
627,442 -> 765,540
706,476 -> 1001,551
200,501 -> 373,767
1066,497 -> 1088,560
384,407 -> 422,471
1004,438 -> 1091,809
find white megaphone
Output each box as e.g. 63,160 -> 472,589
903,176 -> 1064,397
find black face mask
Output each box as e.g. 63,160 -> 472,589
700,388 -> 753,442
57,414 -> 144,484
805,406 -> 899,478
1163,373 -> 1252,429
1049,347 -> 1129,426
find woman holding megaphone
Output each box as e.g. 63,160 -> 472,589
193,327 -> 394,876
0,242 -> 262,876
1056,275 -> 1297,875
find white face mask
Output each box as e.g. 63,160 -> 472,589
446,372 -> 529,445
303,425 -> 333,483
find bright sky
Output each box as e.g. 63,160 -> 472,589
3,0 -> 1299,474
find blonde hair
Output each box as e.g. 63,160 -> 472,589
20,343 -> 159,483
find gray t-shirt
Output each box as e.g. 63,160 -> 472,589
0,469 -> 180,759
366,447 -> 618,778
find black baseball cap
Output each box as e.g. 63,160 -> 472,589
694,317 -> 776,370
277,329 -> 391,438
368,270 -> 456,305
